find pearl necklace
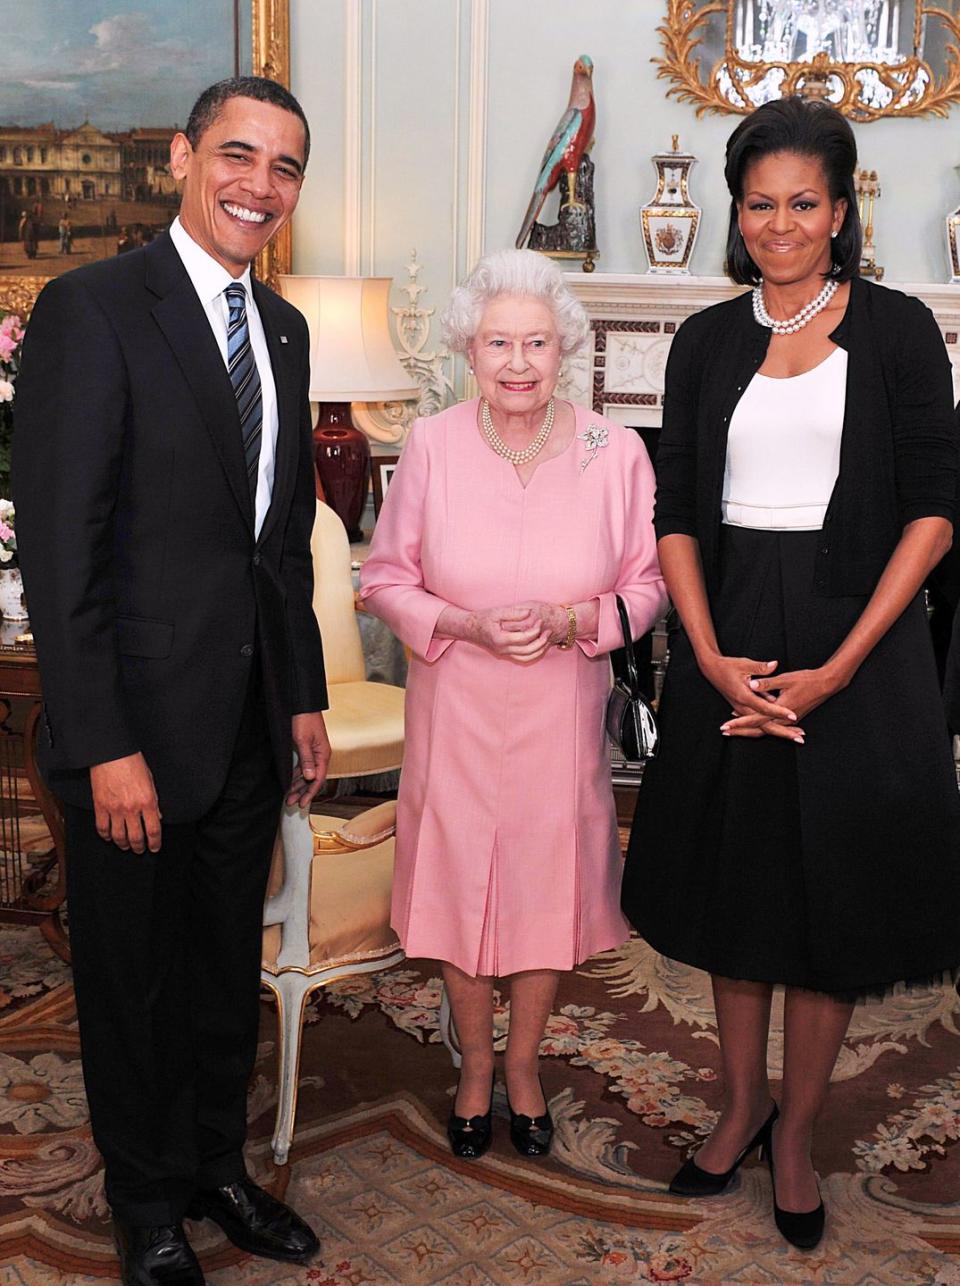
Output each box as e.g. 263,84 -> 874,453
481,397 -> 555,465
752,278 -> 838,335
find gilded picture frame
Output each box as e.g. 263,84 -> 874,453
0,0 -> 290,319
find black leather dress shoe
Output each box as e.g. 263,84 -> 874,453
187,1178 -> 319,1264
113,1219 -> 205,1285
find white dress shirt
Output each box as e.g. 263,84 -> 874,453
169,217 -> 278,538
722,347 -> 848,531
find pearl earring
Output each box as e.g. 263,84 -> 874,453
831,230 -> 838,239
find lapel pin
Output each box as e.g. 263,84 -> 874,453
280,335 -> 288,344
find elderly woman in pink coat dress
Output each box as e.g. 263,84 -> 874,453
360,249 -> 665,1161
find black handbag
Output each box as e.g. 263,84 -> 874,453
605,594 -> 659,761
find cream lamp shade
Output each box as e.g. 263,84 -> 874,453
277,275 -> 419,403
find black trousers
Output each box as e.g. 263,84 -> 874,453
65,669 -> 283,1226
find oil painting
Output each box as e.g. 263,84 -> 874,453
0,1 -> 253,285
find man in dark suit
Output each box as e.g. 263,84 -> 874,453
13,77 -> 329,1285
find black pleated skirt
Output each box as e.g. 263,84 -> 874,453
622,525 -> 960,998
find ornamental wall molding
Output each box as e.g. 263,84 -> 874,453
343,0 -> 363,276
351,249 -> 455,447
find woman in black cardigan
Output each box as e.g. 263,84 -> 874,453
623,97 -> 960,1251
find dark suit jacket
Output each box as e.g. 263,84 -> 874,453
12,231 -> 327,823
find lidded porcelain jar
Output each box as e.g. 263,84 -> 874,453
640,136 -> 701,274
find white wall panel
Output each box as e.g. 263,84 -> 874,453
368,0 -> 459,282
290,0 -> 347,274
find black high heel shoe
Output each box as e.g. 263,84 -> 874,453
506,1076 -> 554,1158
669,1101 -> 779,1197
447,1073 -> 494,1159
763,1123 -> 825,1250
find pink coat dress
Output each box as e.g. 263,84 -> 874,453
359,398 -> 666,976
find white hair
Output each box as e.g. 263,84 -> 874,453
440,248 -> 590,357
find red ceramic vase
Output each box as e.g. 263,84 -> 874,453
313,403 -> 371,543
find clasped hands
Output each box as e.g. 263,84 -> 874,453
470,601 -> 568,661
700,654 -> 847,744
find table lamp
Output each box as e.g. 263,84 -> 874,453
278,275 -> 419,541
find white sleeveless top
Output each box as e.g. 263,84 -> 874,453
721,346 -> 848,531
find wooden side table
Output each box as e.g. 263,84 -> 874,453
0,624 -> 68,962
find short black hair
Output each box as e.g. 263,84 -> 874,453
723,96 -> 861,285
184,75 -> 310,169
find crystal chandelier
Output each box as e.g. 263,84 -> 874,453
735,1 -> 908,66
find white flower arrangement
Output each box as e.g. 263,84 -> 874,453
0,500 -> 17,565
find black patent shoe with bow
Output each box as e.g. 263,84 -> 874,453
447,1074 -> 495,1159
669,1101 -> 779,1198
506,1076 -> 554,1158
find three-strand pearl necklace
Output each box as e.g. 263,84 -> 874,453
752,278 -> 838,335
481,396 -> 555,465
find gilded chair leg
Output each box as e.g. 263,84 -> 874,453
439,983 -> 462,1069
269,971 -> 316,1166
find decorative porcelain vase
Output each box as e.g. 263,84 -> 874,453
313,403 -> 371,543
948,201 -> 960,284
0,567 -> 27,620
640,135 -> 701,274
946,164 -> 960,282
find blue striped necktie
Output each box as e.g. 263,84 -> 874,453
224,282 -> 262,506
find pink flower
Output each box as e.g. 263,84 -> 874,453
0,523 -> 14,543
0,335 -> 15,363
0,380 -> 13,403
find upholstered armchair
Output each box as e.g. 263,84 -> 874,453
259,502 -> 408,1164
261,799 -> 404,1164
311,499 -> 405,782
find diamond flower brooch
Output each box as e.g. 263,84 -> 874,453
578,424 -> 609,473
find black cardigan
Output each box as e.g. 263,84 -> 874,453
654,275 -> 957,596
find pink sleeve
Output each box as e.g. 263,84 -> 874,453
577,433 -> 668,658
358,420 -> 454,663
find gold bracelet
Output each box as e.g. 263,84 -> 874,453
556,604 -> 577,650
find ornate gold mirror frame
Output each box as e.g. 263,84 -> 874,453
656,0 -> 960,121
0,0 -> 290,318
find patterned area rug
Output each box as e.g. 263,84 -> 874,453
1,921 -> 960,1284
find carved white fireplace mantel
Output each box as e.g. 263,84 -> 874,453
560,273 -> 960,427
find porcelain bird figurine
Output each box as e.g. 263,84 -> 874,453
516,54 -> 595,250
